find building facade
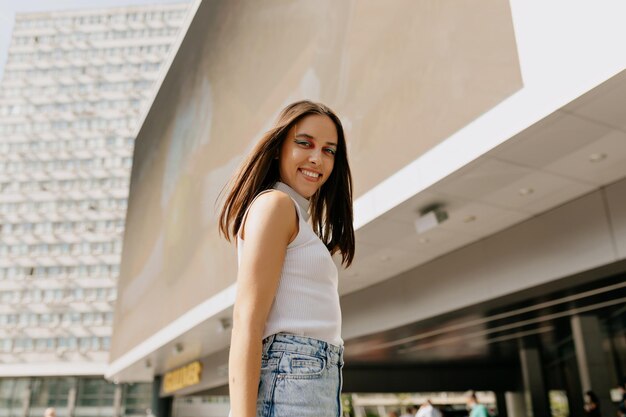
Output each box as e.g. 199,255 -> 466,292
0,3 -> 190,417
107,1 -> 626,417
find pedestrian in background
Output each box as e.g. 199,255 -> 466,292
584,390 -> 601,417
618,380 -> 626,417
400,406 -> 415,417
417,400 -> 442,417
465,391 -> 490,417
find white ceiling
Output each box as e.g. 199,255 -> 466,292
339,69 -> 626,295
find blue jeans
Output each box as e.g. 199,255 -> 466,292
256,332 -> 344,417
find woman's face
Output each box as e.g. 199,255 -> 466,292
278,114 -> 338,199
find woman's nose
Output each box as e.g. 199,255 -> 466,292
309,149 -> 322,164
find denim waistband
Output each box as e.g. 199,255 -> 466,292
262,332 -> 344,366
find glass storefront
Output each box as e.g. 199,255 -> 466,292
122,383 -> 152,417
0,379 -> 29,417
0,377 -> 151,417
28,378 -> 71,417
75,378 -> 116,417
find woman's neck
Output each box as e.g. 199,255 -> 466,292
273,181 -> 310,221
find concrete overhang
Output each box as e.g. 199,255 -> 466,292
107,69 -> 626,389
343,68 -> 626,295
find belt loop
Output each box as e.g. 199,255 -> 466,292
262,334 -> 276,356
325,342 -> 334,366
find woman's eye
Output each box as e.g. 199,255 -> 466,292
295,140 -> 311,147
325,148 -> 336,155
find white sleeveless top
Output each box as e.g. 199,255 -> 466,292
236,181 -> 342,346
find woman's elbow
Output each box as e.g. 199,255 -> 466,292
232,308 -> 265,336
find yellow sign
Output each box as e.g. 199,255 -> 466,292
163,361 -> 203,394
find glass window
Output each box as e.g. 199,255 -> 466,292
122,383 -> 151,416
35,338 -> 48,351
28,377 -> 72,415
0,378 -> 29,414
76,378 -> 115,408
0,338 -> 12,351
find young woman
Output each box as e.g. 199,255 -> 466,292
219,100 -> 355,417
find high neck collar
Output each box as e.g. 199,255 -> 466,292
273,181 -> 310,221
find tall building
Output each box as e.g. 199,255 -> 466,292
0,3 -> 190,417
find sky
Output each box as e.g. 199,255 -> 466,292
0,0 -> 192,80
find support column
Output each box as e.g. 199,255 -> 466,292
113,385 -> 123,417
504,391 -> 527,417
21,382 -> 31,417
519,342 -> 550,417
563,354 -> 584,417
571,315 -> 614,417
151,376 -> 172,417
67,382 -> 77,417
495,391 -> 508,417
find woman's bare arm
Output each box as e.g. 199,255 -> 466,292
228,191 -> 296,417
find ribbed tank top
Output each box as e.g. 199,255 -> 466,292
236,181 -> 342,346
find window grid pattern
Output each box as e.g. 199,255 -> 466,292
0,3 -> 188,364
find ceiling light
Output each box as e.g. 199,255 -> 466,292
217,317 -> 232,333
463,215 -> 477,223
588,152 -> 607,163
414,204 -> 448,234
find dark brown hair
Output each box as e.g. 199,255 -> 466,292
218,100 -> 355,267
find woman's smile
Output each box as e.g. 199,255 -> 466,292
299,168 -> 322,181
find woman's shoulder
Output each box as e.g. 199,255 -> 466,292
248,188 -> 294,214
241,189 -> 297,239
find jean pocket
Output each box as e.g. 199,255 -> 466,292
282,352 -> 326,379
260,351 -> 282,372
